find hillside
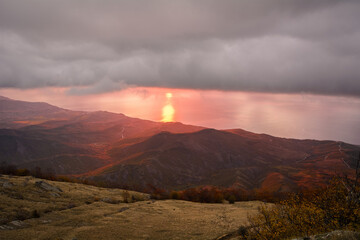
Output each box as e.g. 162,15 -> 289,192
87,129 -> 360,191
0,96 -> 204,175
1,95 -> 359,195
0,96 -> 83,129
0,175 -> 265,240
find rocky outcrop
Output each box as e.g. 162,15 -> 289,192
35,181 -> 62,193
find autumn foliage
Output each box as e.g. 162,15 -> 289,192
148,185 -> 252,203
243,178 -> 360,239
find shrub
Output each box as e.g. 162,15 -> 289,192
170,191 -> 180,200
43,207 -> 53,213
147,185 -> 168,200
67,203 -> 76,209
246,178 -> 360,239
237,226 -> 248,237
122,190 -> 130,203
15,209 -> 31,220
31,210 -> 40,218
15,168 -> 30,176
227,195 -> 236,204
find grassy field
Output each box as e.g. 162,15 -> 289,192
0,175 -> 266,240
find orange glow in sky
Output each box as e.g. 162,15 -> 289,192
161,92 -> 175,122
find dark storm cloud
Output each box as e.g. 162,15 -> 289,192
0,0 -> 359,96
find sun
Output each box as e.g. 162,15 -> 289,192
161,92 -> 175,122
161,104 -> 175,122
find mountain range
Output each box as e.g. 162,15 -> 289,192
0,95 -> 359,193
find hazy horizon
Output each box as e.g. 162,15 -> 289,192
1,87 -> 360,145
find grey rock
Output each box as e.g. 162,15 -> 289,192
118,207 -> 129,213
101,197 -> 112,202
35,181 -> 62,193
8,220 -> 28,228
22,178 -> 30,186
2,181 -> 14,188
50,192 -> 60,197
9,220 -> 24,227
101,197 -> 118,204
0,225 -> 13,230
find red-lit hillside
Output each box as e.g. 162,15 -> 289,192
86,129 -> 359,191
0,96 -> 359,193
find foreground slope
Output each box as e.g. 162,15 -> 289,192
0,175 -> 264,240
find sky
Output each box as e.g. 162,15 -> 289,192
0,0 -> 360,144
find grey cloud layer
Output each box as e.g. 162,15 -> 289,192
0,0 -> 359,96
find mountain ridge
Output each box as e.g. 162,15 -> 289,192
0,95 -> 359,193
87,129 -> 359,191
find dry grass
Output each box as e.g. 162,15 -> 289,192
0,175 -> 266,240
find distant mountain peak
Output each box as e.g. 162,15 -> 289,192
0,95 -> 11,100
